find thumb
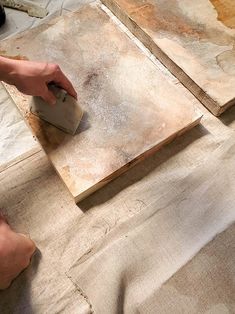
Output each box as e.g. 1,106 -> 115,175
41,88 -> 56,106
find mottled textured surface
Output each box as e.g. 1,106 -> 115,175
0,2 -> 234,312
1,2 -> 201,202
102,0 -> 235,115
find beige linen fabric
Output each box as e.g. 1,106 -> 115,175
139,224 -> 235,314
0,0 -> 95,40
0,83 -> 39,171
68,137 -> 235,313
0,152 -> 91,313
0,134 -> 234,313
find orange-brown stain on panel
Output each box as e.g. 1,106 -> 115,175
210,0 -> 235,29
117,0 -> 202,38
0,50 -> 28,60
116,0 -> 234,53
27,112 -> 67,152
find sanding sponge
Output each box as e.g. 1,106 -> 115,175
30,85 -> 83,135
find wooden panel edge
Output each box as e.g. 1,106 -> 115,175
101,0 -> 224,116
74,114 -> 202,203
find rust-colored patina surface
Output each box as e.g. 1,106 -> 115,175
102,0 -> 235,115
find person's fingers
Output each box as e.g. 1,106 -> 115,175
41,87 -> 57,106
18,234 -> 36,257
52,66 -> 77,99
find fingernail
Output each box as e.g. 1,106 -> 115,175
18,232 -> 30,239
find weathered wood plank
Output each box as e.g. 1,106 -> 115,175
1,2 -> 201,202
102,0 -> 235,116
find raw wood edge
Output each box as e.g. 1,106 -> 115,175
74,114 -> 202,203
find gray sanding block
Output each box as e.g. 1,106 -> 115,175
30,85 -> 83,135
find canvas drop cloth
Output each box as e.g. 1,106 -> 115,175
68,136 -> 235,313
0,1 -> 234,313
0,131 -> 234,313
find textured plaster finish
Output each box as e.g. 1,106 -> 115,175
1,2 -> 201,201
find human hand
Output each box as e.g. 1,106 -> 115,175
1,57 -> 77,105
0,213 -> 36,289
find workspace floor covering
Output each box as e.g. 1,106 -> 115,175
0,1 -> 234,313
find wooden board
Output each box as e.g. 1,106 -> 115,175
1,2 -> 202,202
102,0 -> 235,116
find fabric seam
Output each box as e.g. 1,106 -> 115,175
65,272 -> 95,314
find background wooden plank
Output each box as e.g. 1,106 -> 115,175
1,2 -> 201,202
102,0 -> 235,116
